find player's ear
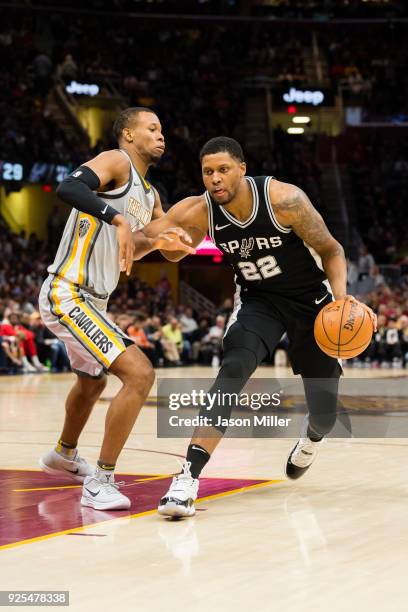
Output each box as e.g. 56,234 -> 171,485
239,162 -> 246,176
123,127 -> 133,143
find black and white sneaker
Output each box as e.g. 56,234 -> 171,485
158,462 -> 199,518
286,419 -> 324,480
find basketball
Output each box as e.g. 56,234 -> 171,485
314,298 -> 374,359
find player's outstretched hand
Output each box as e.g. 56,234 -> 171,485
346,295 -> 377,331
153,227 -> 196,255
113,214 -> 134,276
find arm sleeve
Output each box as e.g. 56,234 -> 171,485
56,166 -> 120,224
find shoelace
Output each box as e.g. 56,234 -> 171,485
169,461 -> 194,492
97,480 -> 126,494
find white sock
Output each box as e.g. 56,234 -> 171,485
95,464 -> 115,483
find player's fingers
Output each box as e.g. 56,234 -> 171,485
126,241 -> 133,276
165,227 -> 192,243
173,239 -> 194,252
369,311 -> 378,331
119,241 -> 126,272
178,230 -> 193,243
362,304 -> 377,331
160,234 -> 175,243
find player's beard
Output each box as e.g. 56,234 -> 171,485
213,190 -> 235,206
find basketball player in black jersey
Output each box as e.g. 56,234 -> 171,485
134,136 -> 377,517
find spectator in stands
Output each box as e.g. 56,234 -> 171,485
127,314 -> 158,365
42,326 -> 71,372
399,315 -> 408,367
369,265 -> 387,289
179,306 -> 198,343
162,317 -> 186,366
144,315 -> 165,367
381,318 -> 403,367
199,315 -> 225,367
218,297 -> 233,319
0,309 -> 23,372
191,318 -> 210,363
115,314 -> 133,334
8,312 -> 48,372
56,53 -> 78,82
358,244 -> 376,280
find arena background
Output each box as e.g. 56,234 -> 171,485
0,1 -> 408,611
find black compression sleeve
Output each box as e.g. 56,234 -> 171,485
56,166 -> 120,224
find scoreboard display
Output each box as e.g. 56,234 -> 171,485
0,161 -> 72,185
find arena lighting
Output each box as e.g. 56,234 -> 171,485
287,105 -> 297,114
283,87 -> 324,106
65,81 -> 100,96
195,236 -> 223,257
287,127 -> 305,134
292,116 -> 311,124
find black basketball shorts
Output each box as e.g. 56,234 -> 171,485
224,282 -> 341,378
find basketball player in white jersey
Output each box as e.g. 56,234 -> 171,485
38,107 -> 194,510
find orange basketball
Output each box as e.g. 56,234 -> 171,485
314,298 -> 374,359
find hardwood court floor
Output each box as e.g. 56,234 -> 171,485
0,366 -> 407,612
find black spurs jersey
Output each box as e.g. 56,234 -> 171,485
205,176 -> 327,296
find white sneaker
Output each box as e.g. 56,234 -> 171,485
286,420 -> 324,480
158,462 -> 199,518
81,473 -> 131,511
39,448 -> 94,482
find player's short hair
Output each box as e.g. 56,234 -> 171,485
200,137 -> 245,163
113,107 -> 155,142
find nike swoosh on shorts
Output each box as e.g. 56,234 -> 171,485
315,293 -> 329,305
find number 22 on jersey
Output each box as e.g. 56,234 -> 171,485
238,255 -> 282,281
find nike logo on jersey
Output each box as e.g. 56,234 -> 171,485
101,204 -> 108,214
215,223 -> 231,230
315,293 -> 329,305
84,487 -> 100,497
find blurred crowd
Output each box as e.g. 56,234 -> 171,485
0,5 -> 407,374
1,207 -> 407,374
342,130 -> 408,263
0,271 -> 234,375
1,8 -> 407,255
0,216 -> 237,375
2,273 -> 408,374
324,22 -> 408,122
351,278 -> 408,369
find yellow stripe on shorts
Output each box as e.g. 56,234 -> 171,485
50,278 -> 111,368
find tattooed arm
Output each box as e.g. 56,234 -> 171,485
270,181 -> 377,328
271,181 -> 347,299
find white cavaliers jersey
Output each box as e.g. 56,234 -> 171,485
48,150 -> 155,297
